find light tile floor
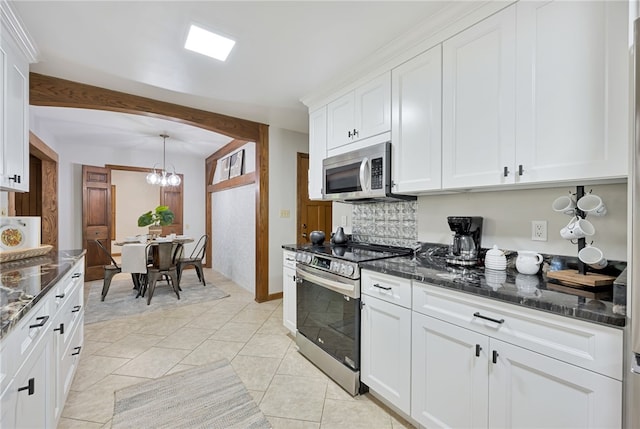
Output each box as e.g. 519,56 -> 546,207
57,268 -> 415,429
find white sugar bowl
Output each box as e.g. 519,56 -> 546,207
485,245 -> 507,271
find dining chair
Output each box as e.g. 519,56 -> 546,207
143,241 -> 180,305
176,234 -> 208,287
94,239 -> 122,301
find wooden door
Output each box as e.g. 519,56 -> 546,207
82,165 -> 111,281
297,154 -> 332,245
159,174 -> 184,236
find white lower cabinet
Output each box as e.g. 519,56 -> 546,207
282,250 -> 297,335
0,256 -> 85,428
411,281 -> 622,429
412,312 -> 489,428
361,270 -> 412,415
489,338 -> 621,429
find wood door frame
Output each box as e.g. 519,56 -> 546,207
8,131 -> 59,251
30,73 -> 271,302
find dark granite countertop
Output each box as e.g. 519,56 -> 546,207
361,248 -> 626,328
0,249 -> 86,339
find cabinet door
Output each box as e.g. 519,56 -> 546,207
355,71 -> 391,141
412,312 -> 489,429
0,40 -> 5,181
13,340 -> 50,429
327,92 -> 355,150
515,1 -> 628,183
489,339 -> 622,429
442,6 -> 516,189
2,35 -> 29,192
282,265 -> 297,335
392,46 -> 442,193
308,107 -> 327,200
361,294 -> 411,414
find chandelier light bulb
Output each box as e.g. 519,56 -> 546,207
147,135 -> 181,187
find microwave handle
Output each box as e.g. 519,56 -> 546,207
359,158 -> 370,192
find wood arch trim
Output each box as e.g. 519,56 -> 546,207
31,73 -> 271,303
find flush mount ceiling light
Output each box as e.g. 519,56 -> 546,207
146,134 -> 181,187
185,24 -> 235,61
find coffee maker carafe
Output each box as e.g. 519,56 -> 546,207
446,216 -> 483,266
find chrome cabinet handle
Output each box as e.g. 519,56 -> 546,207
473,312 -> 504,324
54,323 -> 64,335
373,283 -> 392,291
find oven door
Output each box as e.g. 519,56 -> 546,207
296,264 -> 360,370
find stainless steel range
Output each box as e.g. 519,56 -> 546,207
295,242 -> 412,395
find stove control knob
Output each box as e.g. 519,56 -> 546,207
305,254 -> 312,264
340,263 -> 349,275
330,261 -> 338,272
344,265 -> 355,276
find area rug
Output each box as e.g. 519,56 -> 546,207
112,359 -> 271,429
84,271 -> 229,324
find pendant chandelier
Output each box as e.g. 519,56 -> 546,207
146,134 -> 181,187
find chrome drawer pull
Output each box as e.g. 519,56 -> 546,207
373,283 -> 392,291
29,315 -> 49,329
473,312 -> 504,324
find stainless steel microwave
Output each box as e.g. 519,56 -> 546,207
322,142 -> 415,202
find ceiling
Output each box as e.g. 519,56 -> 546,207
14,1 -> 460,157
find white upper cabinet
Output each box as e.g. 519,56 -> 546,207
442,1 -> 628,190
0,2 -> 37,193
327,72 -> 391,151
392,45 -> 442,193
515,0 -> 628,183
0,34 -> 30,192
308,107 -> 327,200
442,5 -> 517,189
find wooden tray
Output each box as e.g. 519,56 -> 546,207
0,245 -> 53,263
546,282 -> 613,300
546,269 -> 616,287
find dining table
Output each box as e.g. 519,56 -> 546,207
113,236 -> 194,294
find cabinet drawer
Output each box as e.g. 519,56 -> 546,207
413,282 -> 623,380
52,285 -> 83,353
59,315 -> 83,405
52,264 -> 84,312
12,295 -> 53,366
362,270 -> 411,309
283,250 -> 296,270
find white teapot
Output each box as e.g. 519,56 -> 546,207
516,251 -> 543,275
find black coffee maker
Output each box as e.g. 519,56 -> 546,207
446,216 -> 483,266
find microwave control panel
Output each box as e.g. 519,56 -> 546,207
371,157 -> 383,190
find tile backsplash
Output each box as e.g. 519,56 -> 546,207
351,201 -> 417,247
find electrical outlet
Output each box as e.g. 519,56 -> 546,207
280,209 -> 290,218
531,220 -> 547,241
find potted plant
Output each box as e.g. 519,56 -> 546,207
138,205 -> 175,237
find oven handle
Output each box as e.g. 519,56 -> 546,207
296,268 -> 357,299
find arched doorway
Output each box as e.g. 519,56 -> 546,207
30,73 -> 271,302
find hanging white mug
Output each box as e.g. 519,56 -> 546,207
577,194 -> 607,217
552,195 -> 576,215
560,216 -> 595,240
578,245 -> 608,270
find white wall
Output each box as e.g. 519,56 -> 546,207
333,183 -> 627,261
110,170 -> 159,253
416,183 -> 627,261
51,140 -> 205,253
211,186 -> 255,293
268,127 -> 308,295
